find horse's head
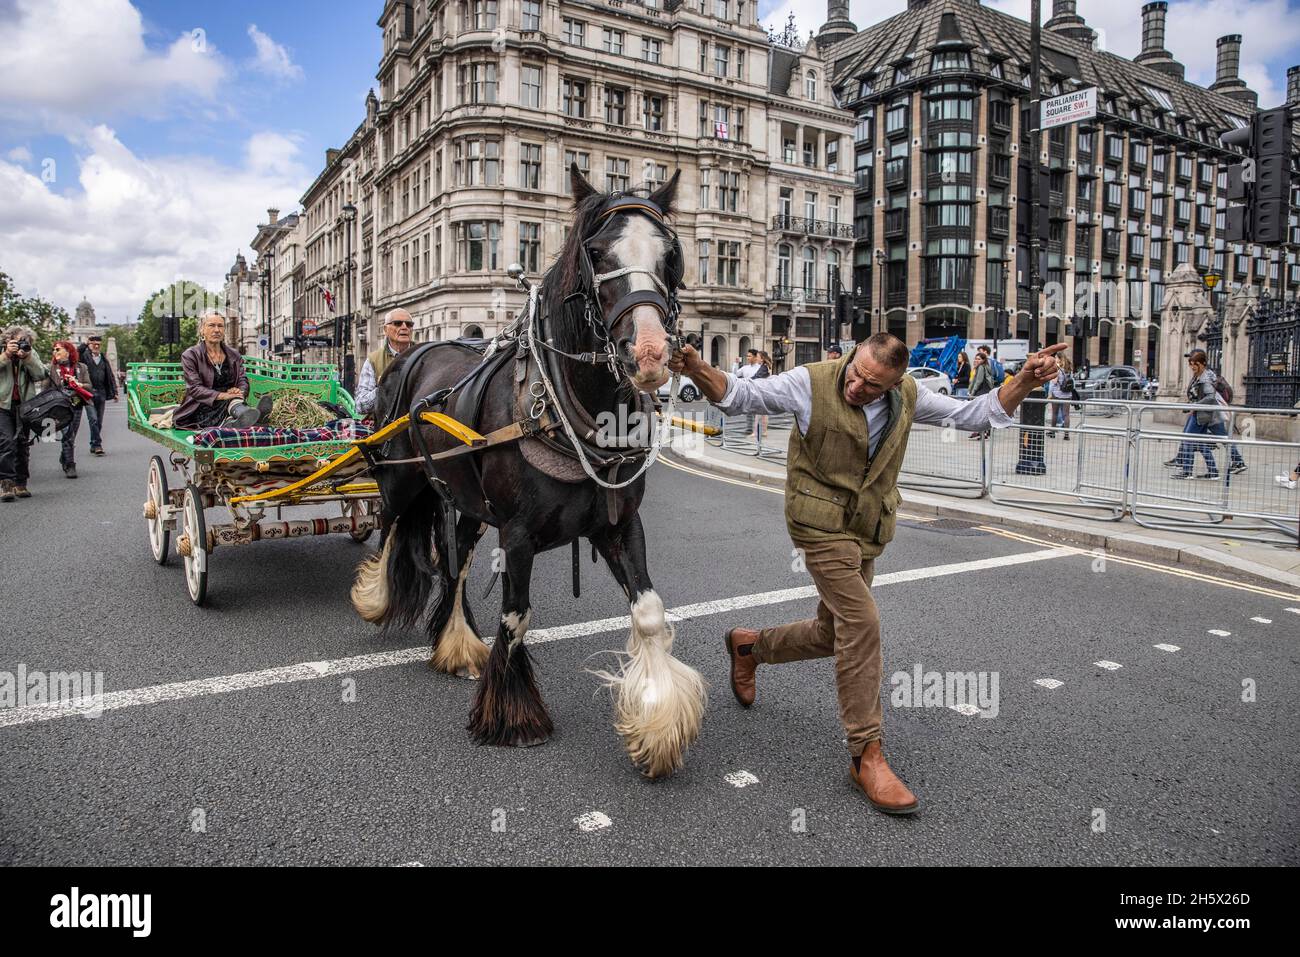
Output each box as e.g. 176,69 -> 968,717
554,163 -> 683,393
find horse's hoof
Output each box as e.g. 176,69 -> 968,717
454,666 -> 480,681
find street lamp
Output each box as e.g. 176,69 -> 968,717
259,257 -> 272,360
263,248 -> 276,360
874,248 -> 886,339
341,200 -> 358,392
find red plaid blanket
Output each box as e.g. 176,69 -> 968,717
190,419 -> 374,449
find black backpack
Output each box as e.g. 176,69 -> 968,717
18,384 -> 73,433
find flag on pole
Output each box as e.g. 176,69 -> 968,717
320,284 -> 336,312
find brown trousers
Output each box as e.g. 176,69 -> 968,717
752,539 -> 881,757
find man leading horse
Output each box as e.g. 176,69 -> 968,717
669,334 -> 1067,814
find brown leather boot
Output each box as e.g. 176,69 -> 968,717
724,628 -> 759,707
850,740 -> 919,815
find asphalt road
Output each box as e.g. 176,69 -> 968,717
1,402 -> 1297,865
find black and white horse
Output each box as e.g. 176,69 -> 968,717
351,165 -> 705,777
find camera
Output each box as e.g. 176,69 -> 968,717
17,338 -> 31,354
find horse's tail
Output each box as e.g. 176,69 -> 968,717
350,491 -> 439,630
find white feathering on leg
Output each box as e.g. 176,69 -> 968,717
589,590 -> 706,778
350,528 -> 395,623
431,548 -> 490,678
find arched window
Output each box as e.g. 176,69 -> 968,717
801,246 -> 817,292
826,250 -> 840,293
805,70 -> 817,100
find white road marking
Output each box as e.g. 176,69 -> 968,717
1207,629 -> 1232,637
1034,679 -> 1064,689
573,811 -> 612,832
724,770 -> 760,788
0,546 -> 1075,730
1286,608 -> 1300,615
949,703 -> 981,716
1250,617 -> 1272,624
1094,661 -> 1122,671
1154,643 -> 1181,653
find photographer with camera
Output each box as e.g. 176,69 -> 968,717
49,340 -> 94,479
1,326 -> 49,502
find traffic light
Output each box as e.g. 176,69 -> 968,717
1221,106 -> 1293,245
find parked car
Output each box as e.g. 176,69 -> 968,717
1078,365 -> 1145,400
1143,378 -> 1159,401
657,375 -> 700,403
907,366 -> 952,395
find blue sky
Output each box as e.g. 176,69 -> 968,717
0,0 -> 1296,324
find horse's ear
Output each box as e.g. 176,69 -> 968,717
649,169 -> 680,217
570,162 -> 597,207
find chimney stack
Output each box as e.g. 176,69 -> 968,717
817,0 -> 858,49
1288,65 -> 1300,107
267,208 -> 280,225
1211,35 -> 1258,107
1134,2 -> 1185,81
1046,0 -> 1097,47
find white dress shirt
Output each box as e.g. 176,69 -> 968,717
716,366 -> 1015,456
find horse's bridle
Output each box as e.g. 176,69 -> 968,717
544,195 -> 685,380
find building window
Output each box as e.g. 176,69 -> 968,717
826,139 -> 839,173
930,51 -> 970,72
804,191 -> 816,221
602,28 -> 624,55
471,0 -> 498,29
826,249 -> 840,292
802,246 -> 817,292
718,241 -> 740,286
563,150 -> 590,194
521,65 -> 542,108
605,86 -> 628,125
828,195 -> 841,225
699,168 -> 710,208
927,96 -> 973,121
606,156 -> 629,192
457,221 -> 500,271
715,45 -> 730,77
885,99 -> 908,134
519,143 -> 541,190
698,239 -> 711,284
645,163 -> 667,188
643,94 -> 664,131
563,19 -> 585,45
642,38 -> 661,64
562,78 -> 587,117
777,244 -> 791,288
522,0 -> 541,30
806,70 -> 817,100
457,62 -> 498,104
519,221 -> 541,272
718,170 -> 740,212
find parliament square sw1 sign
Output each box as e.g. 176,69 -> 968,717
1041,87 -> 1097,132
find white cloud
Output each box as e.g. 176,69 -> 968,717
247,24 -> 304,81
0,126 -> 311,323
0,0 -> 227,131
6,146 -> 34,165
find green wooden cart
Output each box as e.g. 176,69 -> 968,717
127,357 -> 381,606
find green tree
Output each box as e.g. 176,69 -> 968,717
103,324 -> 142,367
134,280 -> 221,361
0,270 -> 72,357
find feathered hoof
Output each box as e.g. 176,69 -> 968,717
614,673 -> 706,779
430,630 -> 490,679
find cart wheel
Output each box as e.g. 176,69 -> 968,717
182,484 -> 208,606
145,455 -> 170,565
349,500 -> 375,543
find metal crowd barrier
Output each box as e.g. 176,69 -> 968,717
668,390 -> 1300,547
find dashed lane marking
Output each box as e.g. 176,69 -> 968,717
724,771 -> 760,788
1208,629 -> 1232,636
1095,661 -> 1122,671
0,547 -> 1074,729
949,703 -> 982,716
573,811 -> 612,832
1154,643 -> 1181,653
1250,617 -> 1272,624
1034,679 -> 1064,689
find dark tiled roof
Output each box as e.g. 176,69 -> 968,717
827,0 -> 1267,143
769,46 -> 800,95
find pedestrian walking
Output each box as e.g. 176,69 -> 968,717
968,353 -> 995,439
48,341 -> 94,479
953,350 -> 971,398
78,335 -> 118,456
1171,350 -> 1234,480
1,325 -> 48,502
668,333 -> 1067,815
1047,355 -> 1075,440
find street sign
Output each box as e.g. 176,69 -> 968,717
1041,86 -> 1097,131
297,336 -> 331,347
257,336 -> 269,349
302,319 -> 319,335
